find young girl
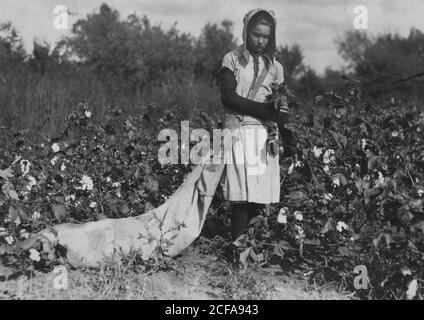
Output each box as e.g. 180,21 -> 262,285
220,8 -> 297,241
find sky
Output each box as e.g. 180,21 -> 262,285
1,0 -> 423,74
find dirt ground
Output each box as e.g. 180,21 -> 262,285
0,243 -> 352,300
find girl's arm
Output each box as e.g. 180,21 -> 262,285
220,67 -> 279,121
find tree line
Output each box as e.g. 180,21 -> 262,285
0,3 -> 423,134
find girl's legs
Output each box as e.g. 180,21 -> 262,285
231,203 -> 268,240
231,203 -> 249,241
248,203 -> 261,220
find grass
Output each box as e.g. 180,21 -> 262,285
0,66 -> 222,138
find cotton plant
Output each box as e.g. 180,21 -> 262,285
323,193 -> 333,201
51,155 -> 59,166
89,201 -> 97,209
52,143 -> 60,153
375,171 -> 385,187
65,194 -> 76,202
32,211 -> 41,220
336,221 -> 349,232
294,211 -> 303,221
287,159 -> 302,175
84,110 -> 92,118
26,175 -> 37,191
4,235 -> 14,245
312,146 -> 323,158
323,149 -> 335,164
76,175 -> 94,191
20,229 -> 30,239
277,207 -> 288,224
28,248 -> 41,262
332,176 -> 341,187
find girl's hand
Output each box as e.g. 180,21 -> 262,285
274,95 -> 289,124
274,95 -> 289,114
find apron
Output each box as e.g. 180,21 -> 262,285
221,55 -> 280,204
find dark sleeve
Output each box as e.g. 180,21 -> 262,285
280,126 -> 298,157
220,67 -> 278,121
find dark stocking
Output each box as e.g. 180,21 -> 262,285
231,203 -> 249,241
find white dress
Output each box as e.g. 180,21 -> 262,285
220,48 -> 285,204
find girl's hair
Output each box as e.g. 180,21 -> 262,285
247,11 -> 274,30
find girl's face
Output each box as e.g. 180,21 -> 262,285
247,23 -> 271,54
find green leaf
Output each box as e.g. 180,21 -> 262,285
119,202 -> 130,215
285,190 -> 307,207
330,131 -> 347,149
0,167 -> 14,179
51,203 -> 67,222
7,188 -> 19,201
321,217 -> 336,234
239,247 -> 251,267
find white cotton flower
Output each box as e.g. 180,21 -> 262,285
277,213 -> 287,224
391,131 -> 399,137
20,160 -> 31,175
78,175 -> 94,191
26,175 -> 37,191
295,225 -> 305,239
279,207 -> 289,215
376,171 -> 385,186
84,111 -> 92,118
401,268 -> 412,276
32,211 -> 41,220
323,193 -> 333,201
312,146 -> 323,158
294,160 -> 302,168
51,155 -> 59,166
112,181 -> 121,188
65,194 -> 76,202
418,189 -> 424,197
106,176 -> 112,183
5,235 -> 14,245
361,139 -> 367,150
89,201 -> 97,208
406,280 -> 418,300
336,221 -> 349,232
13,215 -> 21,226
52,143 -> 60,153
323,149 -> 335,164
40,143 -> 45,148
333,176 -> 341,187
28,248 -> 41,262
116,190 -> 122,198
288,162 -> 295,175
323,164 -> 330,173
20,229 -> 30,239
61,162 -> 66,171
294,211 -> 303,221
